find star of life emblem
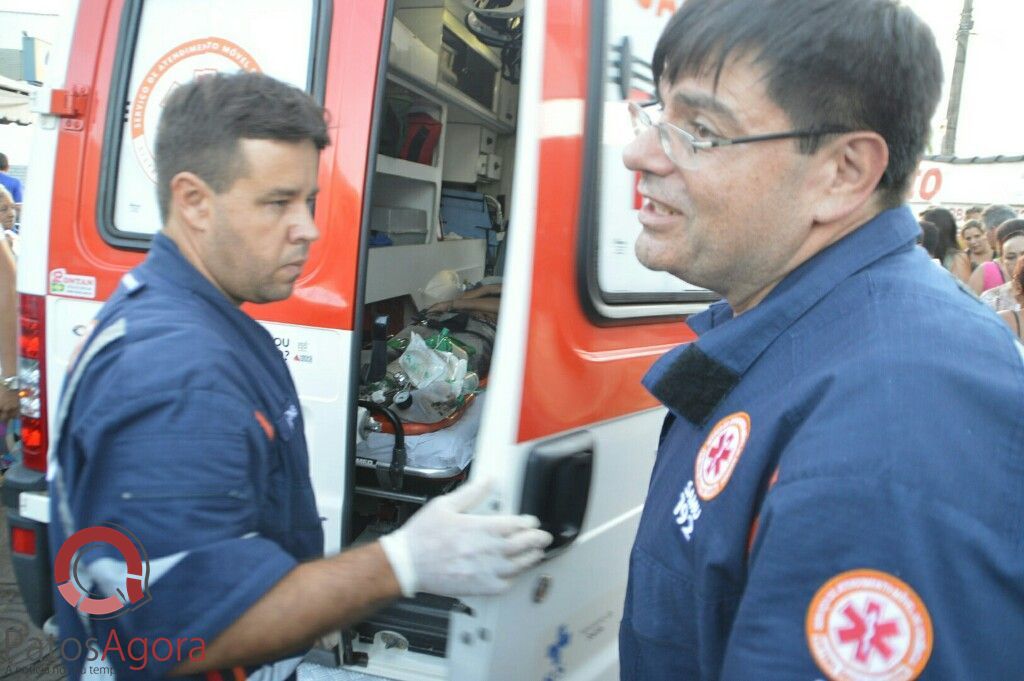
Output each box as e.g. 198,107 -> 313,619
806,569 -> 933,681
693,412 -> 750,500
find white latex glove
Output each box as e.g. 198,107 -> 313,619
379,479 -> 553,597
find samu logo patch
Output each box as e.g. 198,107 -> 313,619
693,412 -> 750,500
806,569 -> 933,681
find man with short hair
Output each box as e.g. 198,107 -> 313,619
49,72 -> 551,680
982,203 -> 1017,252
0,153 -> 23,220
620,1 -> 1023,678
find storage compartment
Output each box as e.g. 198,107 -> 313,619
343,1 -> 524,675
439,25 -> 498,111
442,123 -> 500,184
370,207 -> 429,246
392,0 -> 519,136
389,17 -> 438,85
373,75 -> 446,246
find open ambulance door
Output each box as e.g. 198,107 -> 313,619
446,2 -> 699,679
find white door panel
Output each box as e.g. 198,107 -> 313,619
261,321 -> 353,555
449,412 -> 661,681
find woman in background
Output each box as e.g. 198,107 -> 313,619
961,219 -> 994,272
997,256 -> 1024,340
974,219 -> 1024,305
921,207 -> 971,283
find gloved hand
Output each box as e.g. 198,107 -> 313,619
379,478 -> 553,597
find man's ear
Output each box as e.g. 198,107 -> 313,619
170,172 -> 215,232
810,132 -> 889,224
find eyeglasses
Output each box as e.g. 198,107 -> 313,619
627,101 -> 854,170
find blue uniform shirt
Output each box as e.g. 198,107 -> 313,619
0,171 -> 23,203
619,207 -> 1024,680
49,233 -> 323,680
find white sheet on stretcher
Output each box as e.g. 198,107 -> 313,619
356,393 -> 484,471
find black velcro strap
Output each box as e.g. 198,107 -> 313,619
648,345 -> 740,426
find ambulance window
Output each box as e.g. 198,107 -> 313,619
578,0 -> 718,321
98,0 -> 329,248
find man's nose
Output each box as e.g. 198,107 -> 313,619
292,205 -> 320,243
622,125 -> 674,176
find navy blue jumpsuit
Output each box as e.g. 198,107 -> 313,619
619,208 -> 1024,680
49,233 -> 323,680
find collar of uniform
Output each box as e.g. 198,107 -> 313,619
140,232 -> 244,317
643,206 -> 920,425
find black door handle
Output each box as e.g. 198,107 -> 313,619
519,432 -> 594,551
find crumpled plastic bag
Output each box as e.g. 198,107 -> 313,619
398,331 -> 469,402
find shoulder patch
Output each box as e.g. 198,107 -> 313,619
693,411 -> 750,500
806,568 -> 933,681
121,272 -> 145,295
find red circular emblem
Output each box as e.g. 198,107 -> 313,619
54,525 -> 150,618
806,569 -> 933,681
693,412 -> 750,500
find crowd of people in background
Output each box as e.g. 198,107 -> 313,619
919,203 -> 1024,340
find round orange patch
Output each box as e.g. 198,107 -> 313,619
693,412 -> 750,500
806,569 -> 933,681
130,38 -> 261,182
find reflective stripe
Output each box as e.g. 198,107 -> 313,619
121,272 -> 141,293
86,550 -> 187,599
48,317 -> 127,642
248,655 -> 303,681
83,535 -> 259,597
50,317 -> 128,471
50,317 -> 127,530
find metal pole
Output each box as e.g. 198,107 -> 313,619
941,0 -> 973,156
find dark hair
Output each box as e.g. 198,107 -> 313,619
918,221 -> 940,259
965,205 -> 983,215
996,219 -> 1024,248
982,204 -> 1017,231
155,72 -> 330,220
652,0 -> 942,208
920,207 -> 959,260
0,153 -> 8,171
1013,253 -> 1024,294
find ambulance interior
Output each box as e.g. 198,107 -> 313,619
344,0 -> 524,666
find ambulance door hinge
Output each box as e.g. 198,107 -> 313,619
49,87 -> 89,131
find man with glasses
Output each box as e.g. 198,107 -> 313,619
619,1 -> 1024,679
